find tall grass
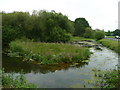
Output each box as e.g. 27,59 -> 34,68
95,69 -> 120,88
106,36 -> 115,38
70,36 -> 94,42
8,40 -> 91,64
0,69 -> 36,88
99,39 -> 120,54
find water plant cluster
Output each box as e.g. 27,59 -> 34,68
94,69 -> 120,88
8,40 -> 91,64
0,69 -> 36,88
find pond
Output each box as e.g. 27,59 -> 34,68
2,45 -> 118,88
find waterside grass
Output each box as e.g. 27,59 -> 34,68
0,69 -> 37,88
70,36 -> 94,42
8,40 -> 91,64
99,39 -> 120,54
94,69 -> 120,88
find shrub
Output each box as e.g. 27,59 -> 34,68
94,31 -> 105,40
1,69 -> 37,88
9,41 -> 25,56
84,27 -> 94,38
95,69 -> 120,88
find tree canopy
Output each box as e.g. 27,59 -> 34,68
2,10 -> 75,47
74,18 -> 90,36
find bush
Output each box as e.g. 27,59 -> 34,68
49,27 -> 71,42
94,30 -> 105,40
95,69 -> 120,88
2,26 -> 21,47
9,41 -> 25,56
84,27 -> 94,38
1,69 -> 37,88
2,10 -> 75,45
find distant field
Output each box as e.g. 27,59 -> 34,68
99,39 -> 120,54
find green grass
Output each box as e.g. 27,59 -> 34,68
95,69 -> 120,88
106,36 -> 115,38
69,36 -> 94,42
8,40 -> 91,64
102,70 -> 120,88
0,69 -> 37,88
99,39 -> 120,54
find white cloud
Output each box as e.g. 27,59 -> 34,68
0,0 -> 119,31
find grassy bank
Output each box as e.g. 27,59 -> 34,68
102,70 -> 120,88
8,40 -> 91,64
95,69 -> 120,88
0,69 -> 36,88
99,39 -> 120,54
106,36 -> 115,38
70,36 -> 94,42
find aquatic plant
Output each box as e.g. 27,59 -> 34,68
94,69 -> 120,88
0,69 -> 37,88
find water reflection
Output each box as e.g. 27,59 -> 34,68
2,54 -> 88,74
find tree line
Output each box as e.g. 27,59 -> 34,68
1,10 -> 105,47
106,29 -> 120,36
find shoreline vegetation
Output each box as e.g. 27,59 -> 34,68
0,69 -> 37,88
1,10 -> 120,88
99,39 -> 120,54
95,69 -> 120,88
8,39 -> 91,64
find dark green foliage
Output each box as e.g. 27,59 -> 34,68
105,30 -> 113,36
84,27 -> 94,38
74,18 -> 90,36
94,30 -> 105,40
113,29 -> 120,36
2,10 -> 75,47
2,26 -> 21,48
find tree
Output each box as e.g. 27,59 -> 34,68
84,27 -> 94,38
49,26 -> 71,42
113,29 -> 120,36
2,26 -> 21,47
106,30 -> 113,36
94,30 -> 105,40
74,18 -> 90,36
2,10 -> 75,45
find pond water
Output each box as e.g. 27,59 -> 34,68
2,46 -> 118,88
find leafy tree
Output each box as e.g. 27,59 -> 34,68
2,10 -> 75,46
113,29 -> 120,36
84,27 -> 94,38
94,30 -> 105,40
74,18 -> 90,36
2,26 -> 21,47
105,30 -> 113,36
49,27 -> 71,42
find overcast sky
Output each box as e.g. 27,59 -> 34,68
0,0 -> 119,31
